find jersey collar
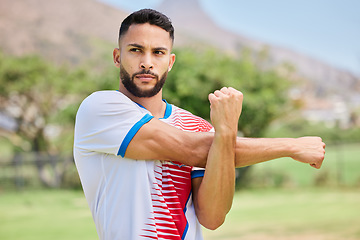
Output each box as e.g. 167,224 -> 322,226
134,100 -> 172,119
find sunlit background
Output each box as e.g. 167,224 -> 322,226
0,0 -> 359,239
102,0 -> 360,75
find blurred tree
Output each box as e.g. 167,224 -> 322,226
164,47 -> 291,137
0,52 -> 116,187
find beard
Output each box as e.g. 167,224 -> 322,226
120,64 -> 168,98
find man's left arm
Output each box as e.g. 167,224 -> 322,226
191,88 -> 325,230
192,87 -> 242,230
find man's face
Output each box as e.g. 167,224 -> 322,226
119,62 -> 168,98
114,23 -> 175,98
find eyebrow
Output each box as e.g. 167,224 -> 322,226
127,43 -> 169,52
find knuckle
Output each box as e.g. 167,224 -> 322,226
221,87 -> 228,91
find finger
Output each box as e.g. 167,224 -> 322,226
311,161 -> 322,169
220,87 -> 230,95
228,88 -> 244,102
228,87 -> 243,95
310,163 -> 318,169
213,89 -> 227,98
208,93 -> 216,103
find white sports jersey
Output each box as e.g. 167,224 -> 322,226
73,91 -> 213,240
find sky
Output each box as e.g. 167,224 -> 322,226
99,0 -> 360,75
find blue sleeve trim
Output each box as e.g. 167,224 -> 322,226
191,169 -> 205,179
117,114 -> 154,157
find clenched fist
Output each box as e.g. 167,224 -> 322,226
208,87 -> 243,134
290,137 -> 326,169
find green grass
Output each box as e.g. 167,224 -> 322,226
0,190 -> 97,240
1,188 -> 359,240
203,188 -> 360,240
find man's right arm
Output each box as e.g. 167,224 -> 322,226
234,137 -> 326,169
125,118 -> 213,167
78,91 -> 324,169
125,120 -> 325,169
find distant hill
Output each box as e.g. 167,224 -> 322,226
0,0 -> 127,65
1,0 -> 359,117
156,0 -> 359,107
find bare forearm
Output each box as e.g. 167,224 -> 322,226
234,137 -> 292,167
235,137 -> 326,169
195,132 -> 236,229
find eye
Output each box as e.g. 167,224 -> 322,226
130,48 -> 141,53
154,50 -> 165,55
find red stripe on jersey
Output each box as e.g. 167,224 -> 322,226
140,105 -> 213,239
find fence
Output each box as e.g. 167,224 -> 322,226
0,152 -> 76,189
1,143 -> 359,190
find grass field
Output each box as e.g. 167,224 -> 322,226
0,188 -> 359,240
203,188 -> 360,240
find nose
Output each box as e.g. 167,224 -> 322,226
140,54 -> 153,70
140,63 -> 153,69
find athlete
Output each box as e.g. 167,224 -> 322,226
73,9 -> 325,240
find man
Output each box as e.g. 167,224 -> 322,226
73,9 -> 325,240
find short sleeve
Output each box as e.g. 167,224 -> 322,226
74,91 -> 154,157
191,168 -> 205,179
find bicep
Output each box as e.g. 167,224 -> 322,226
125,118 -> 177,160
125,118 -> 209,166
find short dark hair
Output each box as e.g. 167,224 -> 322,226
119,9 -> 174,44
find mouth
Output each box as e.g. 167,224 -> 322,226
135,74 -> 156,82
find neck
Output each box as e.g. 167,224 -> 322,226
119,87 -> 166,119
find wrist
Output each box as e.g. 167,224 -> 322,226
283,138 -> 298,158
214,130 -> 237,143
214,131 -> 237,156
214,124 -> 238,137
263,138 -> 296,159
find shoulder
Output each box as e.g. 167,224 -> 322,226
169,105 -> 213,132
76,90 -> 149,123
78,90 -> 141,113
81,90 -> 132,106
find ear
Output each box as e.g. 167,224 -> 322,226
113,48 -> 121,68
168,53 -> 176,72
